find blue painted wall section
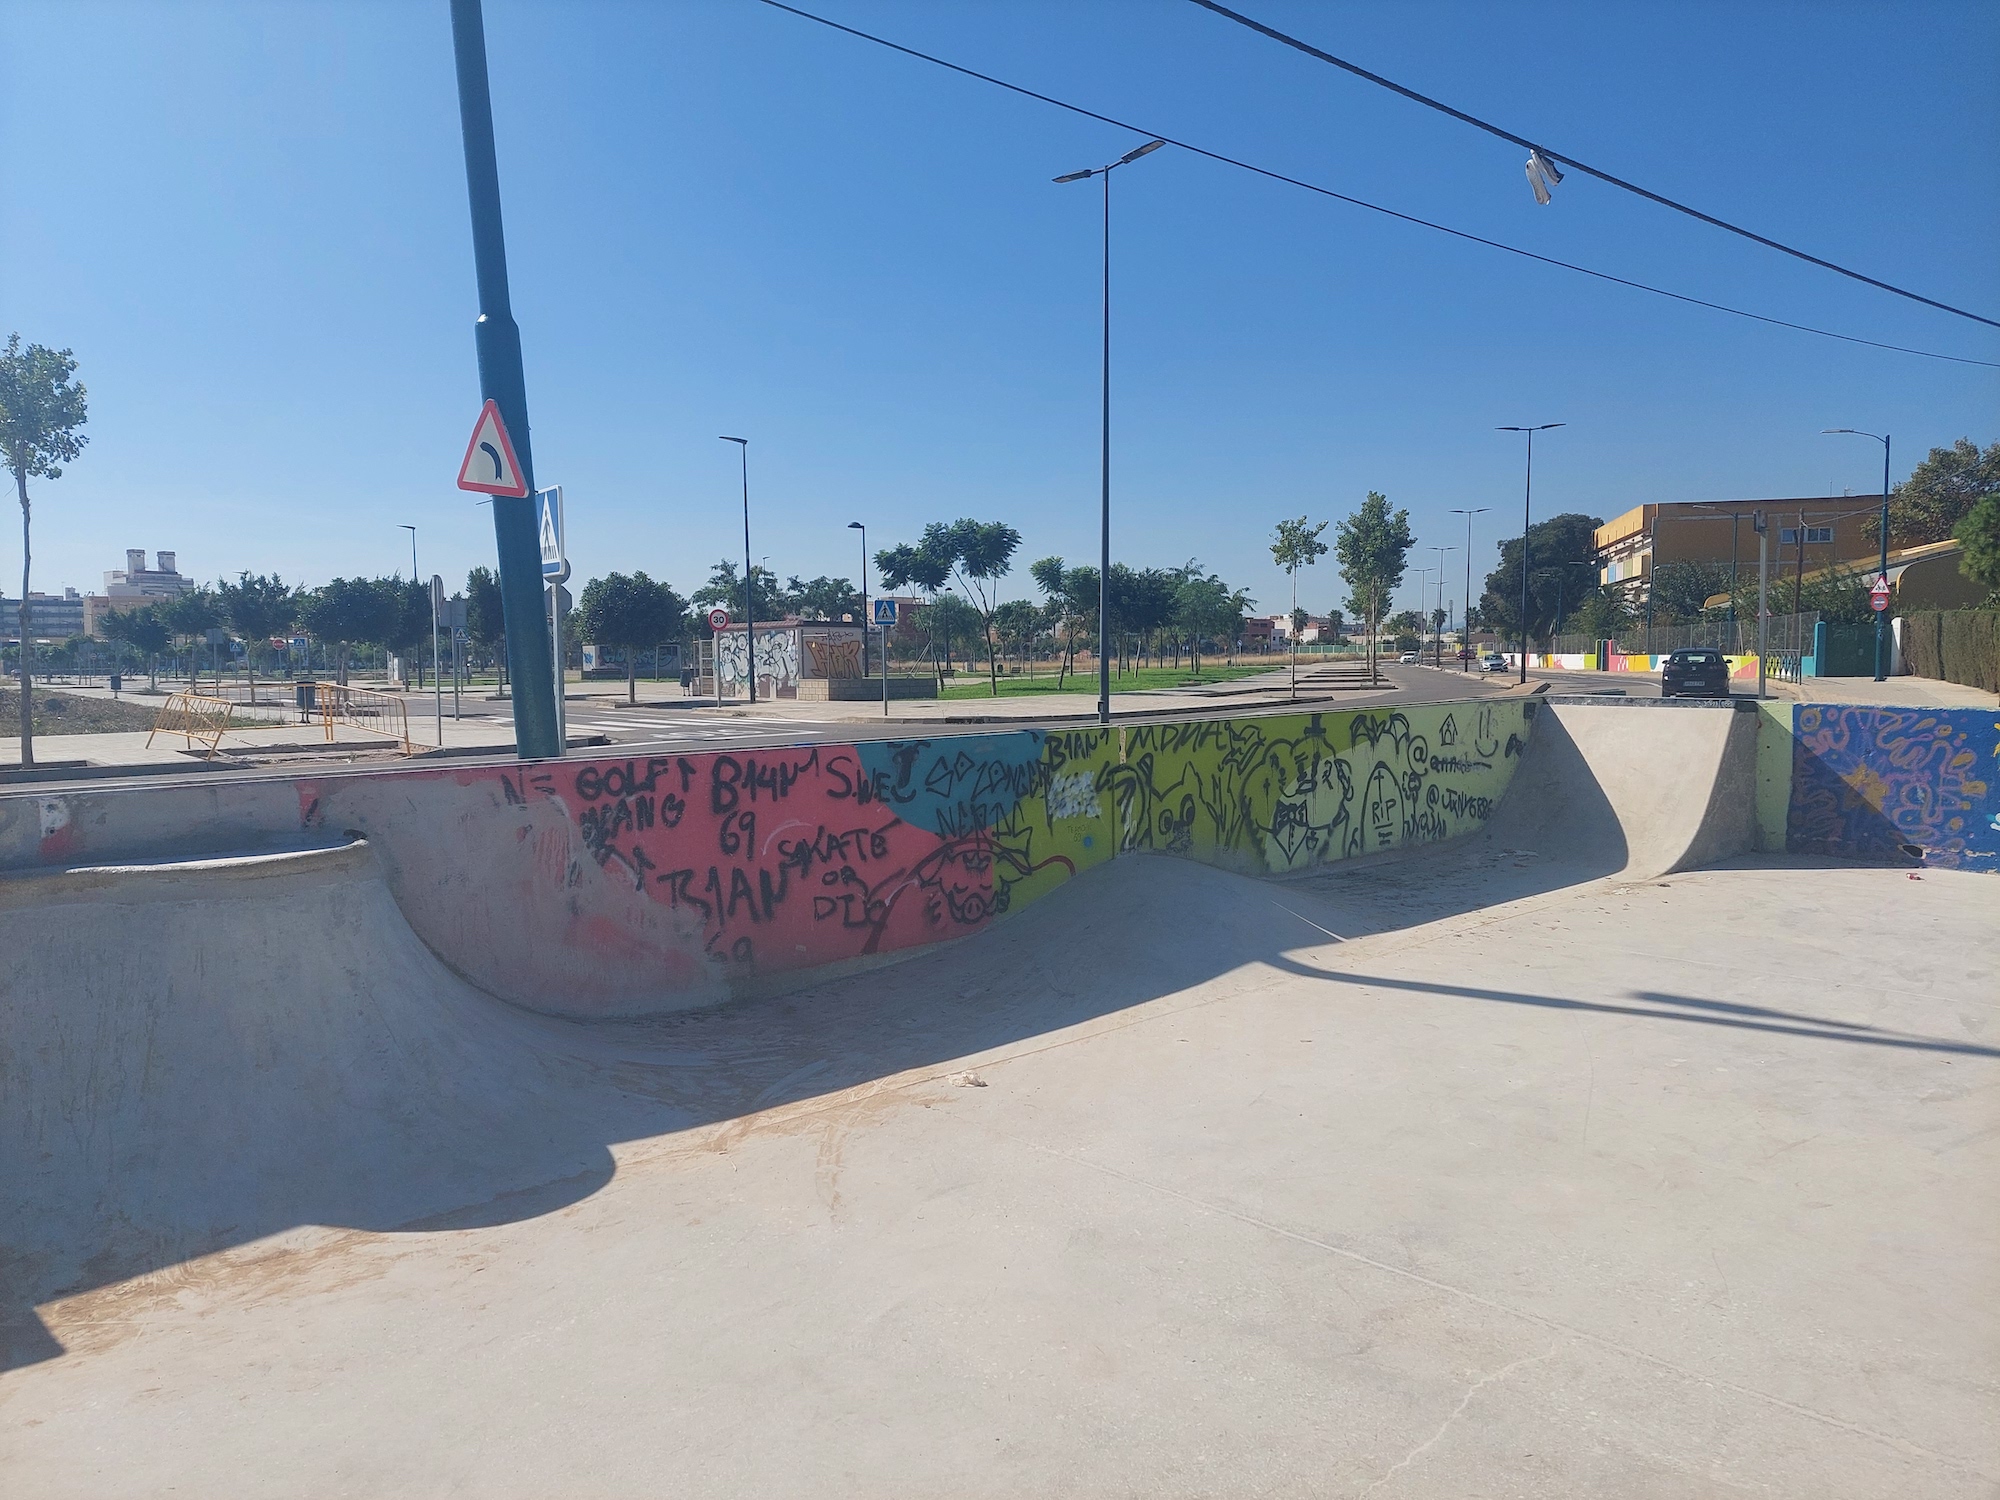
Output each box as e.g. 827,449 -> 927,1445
1788,705 -> 1999,870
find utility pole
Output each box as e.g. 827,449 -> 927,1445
449,0 -> 559,760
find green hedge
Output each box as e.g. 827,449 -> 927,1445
1901,610 -> 2000,693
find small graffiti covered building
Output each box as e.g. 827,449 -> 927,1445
713,618 -> 869,701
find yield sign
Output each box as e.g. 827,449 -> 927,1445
456,399 -> 529,497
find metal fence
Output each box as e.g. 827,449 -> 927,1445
1540,612 -> 1820,658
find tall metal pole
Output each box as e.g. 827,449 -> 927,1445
1504,439 -> 1535,679
1097,165 -> 1112,726
1450,507 -> 1487,673
400,524 -> 422,690
1498,426 -> 1561,682
449,0 -> 558,760
742,444 -> 755,704
1755,511 -> 1769,699
431,574 -> 444,746
1876,435 -> 1891,681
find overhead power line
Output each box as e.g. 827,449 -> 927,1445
756,0 -> 1999,369
1185,0 -> 2000,331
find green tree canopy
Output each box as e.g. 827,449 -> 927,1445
215,572 -> 296,689
1647,559 -> 1732,624
575,572 -> 689,703
692,558 -> 784,626
465,566 -> 505,653
1478,512 -> 1602,649
1334,492 -> 1413,681
1,332 -> 89,763
1956,491 -> 2000,601
99,604 -> 171,689
879,519 -> 1021,693
786,575 -> 862,621
1870,438 -> 2000,549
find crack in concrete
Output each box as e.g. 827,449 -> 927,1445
1355,1345 -> 1558,1498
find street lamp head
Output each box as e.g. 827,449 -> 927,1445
1052,169 -> 1094,184
1119,139 -> 1167,164
847,521 -> 864,530
718,435 -> 747,446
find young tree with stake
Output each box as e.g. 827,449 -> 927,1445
1270,516 -> 1328,700
0,335 -> 89,766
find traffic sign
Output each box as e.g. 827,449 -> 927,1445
707,607 -> 730,632
1869,574 -> 1892,612
873,598 -> 898,625
537,487 -> 568,584
456,399 -> 528,498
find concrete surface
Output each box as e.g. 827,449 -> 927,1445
2,850 -> 1993,1496
2,696 -> 1994,1496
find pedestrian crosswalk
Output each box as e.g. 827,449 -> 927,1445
561,709 -> 833,745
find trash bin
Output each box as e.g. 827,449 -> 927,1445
295,682 -> 317,721
108,673 -> 122,695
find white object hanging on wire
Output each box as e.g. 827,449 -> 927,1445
1525,149 -> 1564,205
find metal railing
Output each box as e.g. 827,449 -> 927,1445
148,682 -> 411,758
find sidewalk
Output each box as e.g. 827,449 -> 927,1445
1768,673 -> 1998,709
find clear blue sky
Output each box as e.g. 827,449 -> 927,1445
5,0 -> 1996,624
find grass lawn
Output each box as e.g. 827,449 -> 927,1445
935,663 -> 1277,700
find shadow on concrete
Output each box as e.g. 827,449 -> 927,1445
1262,959 -> 2000,1060
0,707 -> 1871,1372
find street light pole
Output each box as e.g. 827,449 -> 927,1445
1497,425 -> 1564,683
849,520 -> 886,716
398,524 -> 422,690
1449,507 -> 1489,673
1429,546 -> 1456,666
1055,138 -> 1165,726
448,0 -> 557,760
1823,428 -> 1893,682
720,436 -> 754,704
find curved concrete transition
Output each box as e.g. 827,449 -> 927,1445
3,699 -> 1994,1496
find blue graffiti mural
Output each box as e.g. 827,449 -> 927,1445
1789,706 -> 1999,870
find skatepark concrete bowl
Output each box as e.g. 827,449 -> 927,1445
2,699 -> 1995,1497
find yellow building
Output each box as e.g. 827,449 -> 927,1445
1595,498 -> 1885,601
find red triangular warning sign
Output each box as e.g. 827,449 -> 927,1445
457,399 -> 529,497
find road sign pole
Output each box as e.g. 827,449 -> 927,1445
449,0 -> 559,761
431,574 -> 445,747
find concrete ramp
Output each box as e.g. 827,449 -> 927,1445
1481,700 -> 1758,880
0,839 -> 651,1367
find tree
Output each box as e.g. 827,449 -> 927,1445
1031,556 -> 1100,686
1271,515 -> 1329,698
158,587 -> 219,689
298,577 -> 393,685
1478,512 -> 1601,651
575,572 -> 689,704
215,573 -> 296,698
0,334 -> 89,766
925,594 -> 983,676
1647,559 -> 1732,625
786,575 -> 862,622
99,605 -> 171,690
991,598 -> 1042,669
1870,438 -> 2000,549
881,519 -> 1021,694
876,539 -> 953,680
1333,493 -> 1412,686
465,566 -> 506,689
1956,491 -> 2000,602
1563,588 -> 1634,644
692,559 -> 784,626
1171,561 -> 1251,674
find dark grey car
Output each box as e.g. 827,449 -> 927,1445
1662,648 -> 1730,698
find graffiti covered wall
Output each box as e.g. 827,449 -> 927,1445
714,627 -> 802,699
0,702 -> 1533,1016
478,702 -> 1531,1000
1784,705 -> 1998,870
